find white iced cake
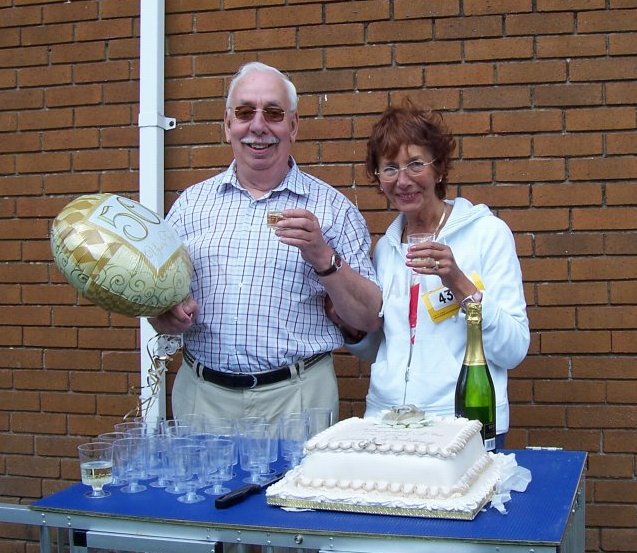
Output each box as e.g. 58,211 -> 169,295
267,410 -> 500,519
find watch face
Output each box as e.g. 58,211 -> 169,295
334,253 -> 342,270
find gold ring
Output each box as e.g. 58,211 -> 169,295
434,260 -> 440,271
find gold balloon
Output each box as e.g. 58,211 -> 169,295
50,193 -> 192,317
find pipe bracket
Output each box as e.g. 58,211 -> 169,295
138,112 -> 176,131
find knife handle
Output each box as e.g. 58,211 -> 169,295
215,484 -> 260,509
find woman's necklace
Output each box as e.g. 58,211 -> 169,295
403,203 -> 448,242
432,203 -> 448,238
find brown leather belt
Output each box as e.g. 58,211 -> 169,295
183,349 -> 329,389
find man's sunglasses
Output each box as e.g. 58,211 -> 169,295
233,105 -> 286,123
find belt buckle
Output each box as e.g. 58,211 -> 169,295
248,374 -> 258,389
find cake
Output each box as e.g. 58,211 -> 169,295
266,408 -> 500,519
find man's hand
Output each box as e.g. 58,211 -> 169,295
273,208 -> 333,271
273,208 -> 382,333
148,297 -> 199,335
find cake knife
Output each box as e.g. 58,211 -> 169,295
214,472 -> 285,509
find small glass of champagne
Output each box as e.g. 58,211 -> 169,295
78,442 -> 113,498
266,210 -> 284,231
407,232 -> 435,266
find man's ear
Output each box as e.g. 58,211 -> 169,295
289,111 -> 299,143
224,109 -> 232,142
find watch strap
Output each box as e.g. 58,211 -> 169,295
314,252 -> 342,277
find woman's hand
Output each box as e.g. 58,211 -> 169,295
324,295 -> 366,344
406,241 -> 477,301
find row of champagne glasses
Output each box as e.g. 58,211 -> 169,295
78,408 -> 333,500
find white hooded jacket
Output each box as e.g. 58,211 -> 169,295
349,197 -> 530,434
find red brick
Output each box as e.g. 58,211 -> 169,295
525,428 -> 601,452
50,42 -> 106,64
496,159 -> 566,182
326,45 -> 392,69
536,83 -> 603,106
576,157 -> 637,181
463,86 -> 531,109
609,31 -> 637,55
571,56 -> 637,81
76,19 -> 134,42
528,306 -> 575,329
46,84 -> 102,107
498,60 -> 567,84
542,330 -> 612,353
492,110 -> 563,133
368,19 -> 433,43
537,282 -> 608,306
396,41 -> 463,65
505,12 -> 575,35
426,63 -> 494,87
43,1 -> 99,24
534,133 -> 603,157
325,0 -> 389,24
234,29 -> 295,51
535,379 -> 606,403
463,135 -> 531,158
578,9 -> 637,32
533,183 -> 602,206
611,281 -> 637,304
499,209 -> 569,232
0,46 -> 47,68
260,4 -> 322,28
0,5 -> 42,28
0,89 -> 43,110
195,10 -> 255,32
461,184 -> 530,207
536,34 -> 606,58
607,132 -> 637,155
259,49 -> 324,72
573,207 -> 637,230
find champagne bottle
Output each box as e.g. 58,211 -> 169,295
455,302 -> 496,451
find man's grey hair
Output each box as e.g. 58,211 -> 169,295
226,61 -> 298,112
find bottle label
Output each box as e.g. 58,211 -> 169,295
422,272 -> 485,323
484,437 -> 496,452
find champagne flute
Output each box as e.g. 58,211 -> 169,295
307,407 -> 333,437
404,232 -> 435,404
114,437 -> 148,494
78,442 -> 113,499
239,424 -> 271,484
204,438 -> 234,496
174,444 -> 206,504
280,413 -> 307,468
96,431 -> 127,486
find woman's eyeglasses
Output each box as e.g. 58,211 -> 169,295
233,105 -> 286,123
375,159 -> 436,183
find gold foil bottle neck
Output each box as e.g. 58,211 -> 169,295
465,301 -> 482,324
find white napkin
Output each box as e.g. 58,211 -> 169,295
489,453 -> 532,514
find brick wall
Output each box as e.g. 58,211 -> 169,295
1,1 -> 636,552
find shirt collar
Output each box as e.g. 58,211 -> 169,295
214,157 -> 308,198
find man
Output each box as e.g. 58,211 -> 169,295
150,62 -> 382,423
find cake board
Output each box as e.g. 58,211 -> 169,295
266,452 -> 502,520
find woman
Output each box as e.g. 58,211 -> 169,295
333,100 -> 530,447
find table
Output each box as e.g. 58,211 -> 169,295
0,449 -> 586,553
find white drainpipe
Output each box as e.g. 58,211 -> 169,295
137,0 -> 175,421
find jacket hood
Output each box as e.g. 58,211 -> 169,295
384,197 -> 493,249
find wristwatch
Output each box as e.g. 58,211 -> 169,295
460,290 -> 483,312
314,252 -> 342,277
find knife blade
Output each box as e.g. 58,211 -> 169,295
214,472 -> 285,509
